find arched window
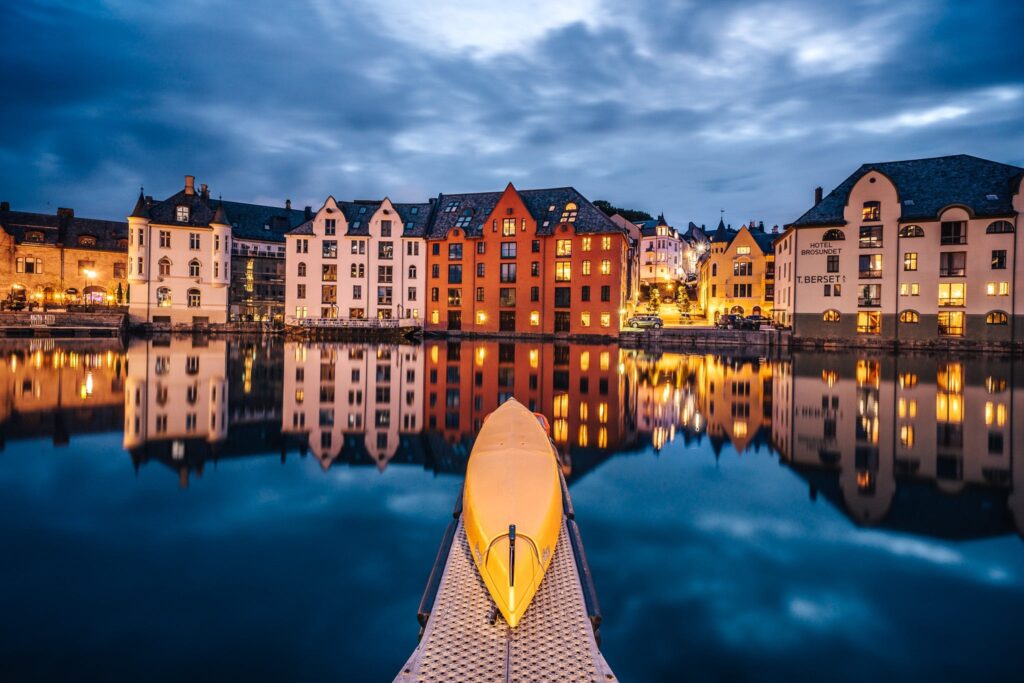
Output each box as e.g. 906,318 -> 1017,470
187,289 -> 201,308
822,229 -> 845,241
156,287 -> 172,307
188,259 -> 200,277
986,310 -> 1009,325
823,309 -> 841,322
899,224 -> 924,238
986,220 -> 1014,234
77,235 -> 98,247
158,257 -> 171,277
862,201 -> 881,221
297,262 -> 306,277
899,310 -> 919,323
408,265 -> 417,279
560,202 -> 578,223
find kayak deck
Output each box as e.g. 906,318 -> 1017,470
394,515 -> 616,682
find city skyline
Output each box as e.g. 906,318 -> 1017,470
3,0 -> 1023,228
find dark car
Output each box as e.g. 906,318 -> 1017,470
716,314 -> 742,330
738,315 -> 773,330
627,314 -> 664,329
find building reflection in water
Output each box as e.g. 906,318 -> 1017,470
772,353 -> 1024,538
2,337 -> 1019,539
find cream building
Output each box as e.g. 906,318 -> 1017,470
284,197 -> 430,325
280,342 -> 423,470
775,155 -> 1024,343
127,176 -> 231,325
698,221 -> 775,322
636,214 -> 685,287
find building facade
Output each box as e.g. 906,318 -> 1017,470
424,183 -> 631,336
775,155 -> 1024,343
636,214 -> 685,287
698,221 -> 775,322
284,196 -> 429,324
0,202 -> 128,306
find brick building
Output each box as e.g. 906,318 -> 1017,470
0,202 -> 128,306
425,183 -> 631,336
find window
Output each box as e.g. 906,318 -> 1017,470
986,281 -> 1010,296
157,287 -> 171,307
430,264 -> 439,279
351,241 -> 366,255
858,284 -> 881,307
500,263 -> 516,283
323,240 -> 338,258
24,231 -> 44,243
323,264 -> 338,281
859,254 -> 883,278
114,262 -> 126,278
903,252 -> 917,271
187,289 -> 201,308
600,313 -> 611,328
602,236 -> 612,250
322,285 -> 337,303
297,284 -> 306,299
827,255 -> 839,273
899,310 -> 919,323
531,239 -> 541,253
555,262 -> 571,282
353,285 -> 362,299
443,200 -> 460,213
159,230 -> 171,248
823,309 -> 840,322
188,259 -> 200,277
159,257 -> 171,276
530,311 -> 540,326
447,288 -> 462,306
378,265 -> 393,283
582,260 -> 591,276
986,220 -> 1014,234
351,263 -> 365,278
431,287 -> 439,302
530,261 -> 540,277
857,311 -> 880,334
733,260 -> 752,277
581,285 -> 590,302
475,286 -> 485,302
859,225 -> 882,248
938,282 -> 965,306
823,229 -> 845,241
711,263 -> 717,277
862,201 -> 880,221
409,265 -> 417,279
189,232 -> 199,249
581,312 -> 591,327
380,220 -> 391,237
600,285 -> 610,302
940,221 -> 966,245
899,282 -> 919,296
899,224 -> 924,238
560,202 -> 578,223
501,218 -> 516,236
938,311 -> 964,336
556,239 -> 572,257
581,237 -> 592,251
500,242 -> 517,259
295,238 -> 308,253
992,250 -> 1007,269
176,205 -> 190,222
939,252 -> 966,277
455,211 -> 472,229
448,243 -> 462,260
500,288 -> 516,307
448,264 -> 462,284
530,286 -> 539,302
378,241 -> 393,259
324,218 -> 336,235
824,283 -> 842,297
554,287 -> 571,308
986,311 -> 1009,325
377,286 -> 392,305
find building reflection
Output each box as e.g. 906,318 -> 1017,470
772,353 -> 1024,538
0,340 -> 125,448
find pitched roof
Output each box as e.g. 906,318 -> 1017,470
0,207 -> 128,251
425,186 -> 626,239
791,154 -> 1024,227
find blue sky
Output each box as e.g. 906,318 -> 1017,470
2,0 -> 1023,229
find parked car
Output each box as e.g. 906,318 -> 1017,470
716,314 -> 742,330
738,315 -> 774,330
627,314 -> 664,329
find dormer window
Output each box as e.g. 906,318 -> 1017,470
358,206 -> 367,215
325,218 -> 336,235
455,210 -> 473,229
560,202 -> 578,223
176,205 -> 190,222
24,231 -> 44,243
410,207 -> 419,215
862,201 -> 880,221
444,200 -> 460,213
77,235 -> 98,247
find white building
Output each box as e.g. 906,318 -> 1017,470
284,196 -> 430,324
636,214 -> 684,286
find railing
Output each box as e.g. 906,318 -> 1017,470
288,317 -> 418,329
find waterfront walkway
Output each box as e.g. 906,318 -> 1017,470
395,490 -> 616,682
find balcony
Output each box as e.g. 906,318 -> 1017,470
858,296 -> 881,307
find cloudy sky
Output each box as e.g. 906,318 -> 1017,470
2,0 -> 1023,229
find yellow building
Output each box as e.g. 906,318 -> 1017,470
698,221 -> 775,322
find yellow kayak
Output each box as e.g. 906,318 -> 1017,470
463,398 -> 563,628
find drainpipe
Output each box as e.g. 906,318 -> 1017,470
894,221 -> 901,348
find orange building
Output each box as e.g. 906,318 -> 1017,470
425,184 -> 632,336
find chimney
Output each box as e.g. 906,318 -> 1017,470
200,183 -> 209,199
286,199 -> 292,210
57,207 -> 74,218
304,205 -> 312,220
0,201 -> 8,211
814,186 -> 823,204
772,224 -> 779,234
185,175 -> 196,195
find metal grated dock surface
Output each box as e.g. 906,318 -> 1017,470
394,517 -> 616,683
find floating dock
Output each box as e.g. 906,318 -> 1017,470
395,482 -> 616,682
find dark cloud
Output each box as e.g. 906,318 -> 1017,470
1,0 -> 1022,228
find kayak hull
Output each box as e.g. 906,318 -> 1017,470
463,399 -> 562,628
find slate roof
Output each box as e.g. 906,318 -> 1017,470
791,154 -> 1024,227
0,207 -> 128,251
134,188 -> 308,243
425,186 -> 626,239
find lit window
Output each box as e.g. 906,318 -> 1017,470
556,239 -> 572,257
899,283 -> 919,296
899,310 -> 919,323
560,202 -> 578,223
600,259 -> 611,275
899,225 -> 924,238
986,311 -> 1008,325
986,281 -> 1010,296
736,246 -> 751,255
984,401 -> 1007,427
582,260 -> 591,275
581,312 -> 591,327
822,309 -> 840,322
862,201 -> 880,221
938,311 -> 964,336
823,229 -> 845,241
856,311 -> 880,334
555,262 -> 571,282
938,283 -> 965,307
476,311 -> 486,324
176,205 -> 190,222
600,313 -> 611,327
601,236 -> 611,250
157,287 -> 171,307
502,218 -> 516,236
582,237 -> 592,251
899,425 -> 915,447
530,311 -> 540,326
187,289 -> 201,308
903,252 -> 917,271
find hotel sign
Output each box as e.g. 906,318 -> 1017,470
800,242 -> 842,256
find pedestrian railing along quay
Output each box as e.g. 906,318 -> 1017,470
394,474 -> 616,683
0,311 -> 125,338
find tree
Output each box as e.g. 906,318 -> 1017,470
646,286 -> 661,314
593,199 -> 652,222
677,285 -> 692,315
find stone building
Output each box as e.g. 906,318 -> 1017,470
697,219 -> 775,322
774,155 -> 1024,342
0,202 -> 128,306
